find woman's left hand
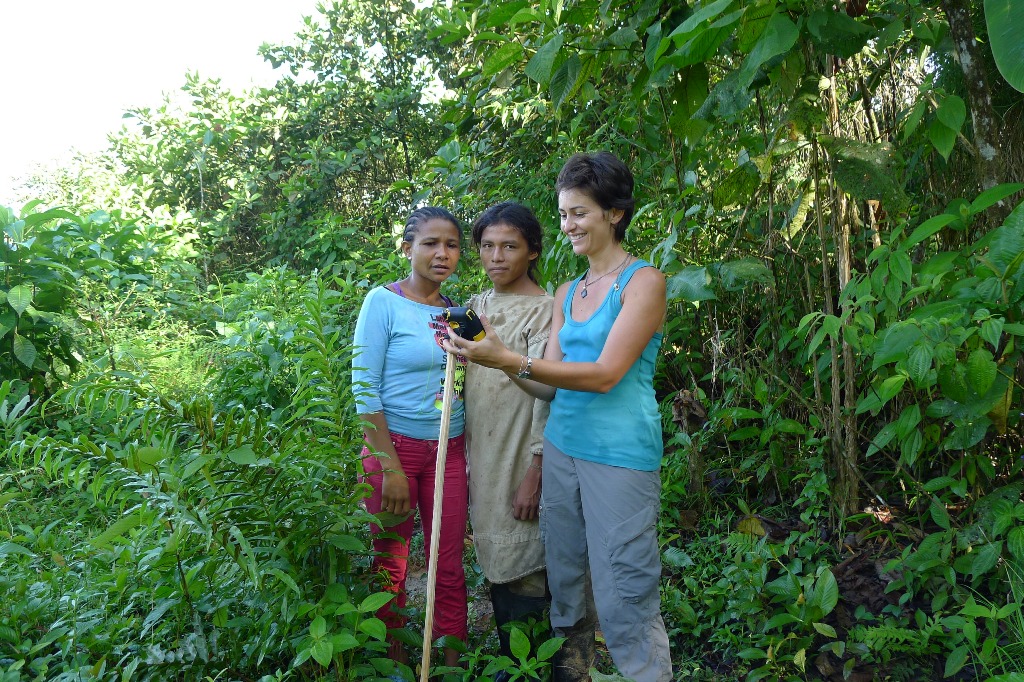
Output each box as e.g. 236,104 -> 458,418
442,316 -> 514,369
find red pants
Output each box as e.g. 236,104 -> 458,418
362,432 -> 468,641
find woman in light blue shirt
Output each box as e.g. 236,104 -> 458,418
353,206 -> 468,674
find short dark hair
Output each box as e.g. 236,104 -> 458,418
555,152 -> 635,241
471,202 -> 544,283
401,206 -> 461,244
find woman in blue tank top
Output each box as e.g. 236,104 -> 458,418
444,153 -> 673,682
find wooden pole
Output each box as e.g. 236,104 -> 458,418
419,352 -> 457,682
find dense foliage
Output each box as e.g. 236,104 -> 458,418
3,0 -> 1024,680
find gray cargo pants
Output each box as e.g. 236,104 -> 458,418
540,438 -> 673,682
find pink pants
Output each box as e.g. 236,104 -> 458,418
362,432 -> 468,642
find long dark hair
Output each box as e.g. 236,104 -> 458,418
471,202 -> 544,283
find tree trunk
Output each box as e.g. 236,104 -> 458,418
940,0 -> 1008,221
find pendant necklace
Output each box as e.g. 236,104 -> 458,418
580,254 -> 631,299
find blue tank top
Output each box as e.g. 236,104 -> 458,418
544,260 -> 664,471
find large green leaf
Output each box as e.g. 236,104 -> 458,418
969,182 -> 1024,214
663,10 -> 745,74
358,617 -> 387,643
900,429 -> 924,466
607,27 -> 638,47
0,311 -> 14,339
986,217 -> 1024,276
717,258 -> 773,291
736,1 -> 775,53
807,9 -> 872,58
482,41 -> 524,77
525,34 -> 563,85
510,626 -> 531,662
856,375 -> 907,415
13,335 -> 37,369
736,12 -> 799,86
226,444 -> 258,465
669,64 -> 709,134
359,592 -> 394,614
967,348 -> 998,396
3,219 -> 26,243
132,446 -> 167,473
942,418 -> 990,450
811,569 -> 840,616
944,645 -> 969,678
330,631 -> 359,653
0,541 -> 35,557
22,207 -> 80,228
644,20 -> 664,70
985,0 -> 1024,92
310,638 -> 333,667
903,98 -> 927,140
667,0 -> 736,45
872,323 -> 924,369
929,496 -> 951,530
549,54 -> 581,107
667,266 -> 716,302
483,0 -> 529,28
907,344 -> 933,385
712,163 -> 761,209
935,94 -> 966,132
969,541 -> 1002,577
1008,527 -> 1024,560
938,362 -> 971,403
6,285 -> 32,316
310,615 -> 327,639
91,514 -> 144,548
926,119 -> 957,160
889,251 -> 913,284
902,213 -> 958,249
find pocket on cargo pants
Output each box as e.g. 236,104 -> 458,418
605,505 -> 660,604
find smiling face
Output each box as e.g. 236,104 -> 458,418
402,217 -> 461,285
558,188 -> 623,256
478,222 -> 538,293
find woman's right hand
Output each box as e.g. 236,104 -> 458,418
443,316 -> 517,370
381,470 -> 411,516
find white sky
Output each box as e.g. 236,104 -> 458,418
0,0 -> 323,206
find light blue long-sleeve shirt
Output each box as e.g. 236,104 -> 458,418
351,286 -> 465,440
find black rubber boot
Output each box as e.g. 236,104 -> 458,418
550,612 -> 597,682
491,581 -> 550,662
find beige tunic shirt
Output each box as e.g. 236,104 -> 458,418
465,290 -> 553,584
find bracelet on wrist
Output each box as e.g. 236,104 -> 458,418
528,463 -> 542,472
517,355 -> 533,379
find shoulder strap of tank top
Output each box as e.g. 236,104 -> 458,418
618,259 -> 651,286
562,274 -> 585,316
612,259 -> 654,309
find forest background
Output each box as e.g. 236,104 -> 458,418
2,0 -> 1024,680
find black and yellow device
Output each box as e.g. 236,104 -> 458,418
443,306 -> 486,341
